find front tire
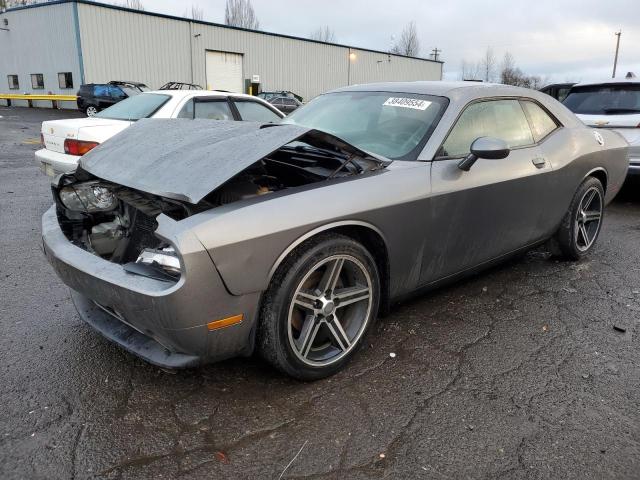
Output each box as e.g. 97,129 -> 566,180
258,234 -> 380,380
554,177 -> 605,260
85,105 -> 98,117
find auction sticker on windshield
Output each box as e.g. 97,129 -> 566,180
383,97 -> 431,110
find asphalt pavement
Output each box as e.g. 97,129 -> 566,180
1,106 -> 639,480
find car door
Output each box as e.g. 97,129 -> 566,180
422,98 -> 551,283
92,85 -> 110,109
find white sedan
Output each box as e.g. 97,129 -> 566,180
36,90 -> 285,176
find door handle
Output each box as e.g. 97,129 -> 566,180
532,157 -> 546,168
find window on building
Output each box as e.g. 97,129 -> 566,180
7,75 -> 19,90
31,74 -> 44,89
58,72 -> 73,89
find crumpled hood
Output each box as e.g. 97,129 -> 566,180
80,118 -> 389,204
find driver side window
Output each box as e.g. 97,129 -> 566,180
438,99 -> 534,158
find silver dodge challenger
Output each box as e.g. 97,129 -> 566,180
42,82 -> 629,379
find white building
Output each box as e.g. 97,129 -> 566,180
0,0 -> 443,107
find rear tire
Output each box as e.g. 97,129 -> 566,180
258,234 -> 380,380
85,105 -> 98,117
553,177 -> 604,260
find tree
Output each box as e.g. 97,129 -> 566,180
480,47 -> 496,83
224,0 -> 259,30
184,4 -> 204,20
310,26 -> 335,43
500,52 -> 531,87
2,0 -> 50,8
119,0 -> 144,10
391,21 -> 420,57
459,60 -> 482,81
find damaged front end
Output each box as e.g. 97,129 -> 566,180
53,120 -> 389,283
53,173 -> 185,282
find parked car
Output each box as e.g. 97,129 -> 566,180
37,90 -> 284,177
159,82 -> 203,90
270,96 -> 302,114
563,76 -> 640,176
76,81 -> 150,116
42,82 -> 628,379
539,82 -> 576,102
257,90 -> 304,102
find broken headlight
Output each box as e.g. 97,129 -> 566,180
59,181 -> 117,213
136,247 -> 181,276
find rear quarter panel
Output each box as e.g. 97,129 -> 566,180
540,126 -> 628,226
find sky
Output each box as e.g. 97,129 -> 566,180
112,0 -> 639,83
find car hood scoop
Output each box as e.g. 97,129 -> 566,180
80,118 -> 389,204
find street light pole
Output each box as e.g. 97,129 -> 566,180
612,31 -> 621,78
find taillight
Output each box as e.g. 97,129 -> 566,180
64,139 -> 99,156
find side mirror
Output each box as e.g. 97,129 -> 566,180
457,136 -> 510,171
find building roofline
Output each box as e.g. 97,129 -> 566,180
2,0 -> 444,65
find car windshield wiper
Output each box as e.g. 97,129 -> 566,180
602,107 -> 640,114
281,143 -> 348,160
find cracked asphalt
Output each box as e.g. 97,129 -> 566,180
1,107 -> 639,480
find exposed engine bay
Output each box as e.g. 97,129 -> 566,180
54,141 -> 385,280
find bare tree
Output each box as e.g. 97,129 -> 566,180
459,60 -> 482,81
3,0 -> 49,8
391,21 -> 420,57
310,26 -> 336,43
119,0 -> 144,10
500,51 -> 532,87
224,0 -> 259,29
480,47 -> 497,83
184,4 -> 204,20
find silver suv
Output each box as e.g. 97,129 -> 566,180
564,75 -> 640,176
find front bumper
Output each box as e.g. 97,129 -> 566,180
35,149 -> 80,177
42,205 -> 261,367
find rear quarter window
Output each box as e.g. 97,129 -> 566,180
521,101 -> 559,142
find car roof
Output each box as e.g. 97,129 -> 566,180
330,80 -> 548,101
146,90 -> 257,99
572,76 -> 640,88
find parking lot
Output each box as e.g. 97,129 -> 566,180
0,106 -> 639,480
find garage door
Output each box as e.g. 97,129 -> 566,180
205,51 -> 243,92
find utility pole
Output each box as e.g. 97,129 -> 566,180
430,47 -> 441,61
612,31 -> 621,78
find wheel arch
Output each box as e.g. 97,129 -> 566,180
584,167 -> 608,193
267,221 -> 391,315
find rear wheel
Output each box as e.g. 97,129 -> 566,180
85,105 -> 98,117
553,177 -> 604,260
258,234 -> 380,380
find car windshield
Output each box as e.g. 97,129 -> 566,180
95,93 -> 170,121
282,91 -> 448,160
563,84 -> 640,115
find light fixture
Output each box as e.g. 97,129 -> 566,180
349,52 -> 356,61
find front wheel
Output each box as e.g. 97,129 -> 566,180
553,176 -> 605,260
258,234 -> 380,380
85,105 -> 98,117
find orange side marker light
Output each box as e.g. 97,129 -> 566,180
207,314 -> 243,331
